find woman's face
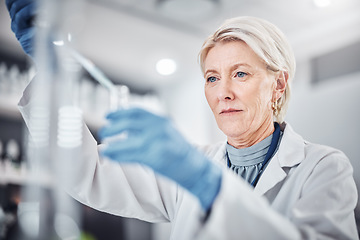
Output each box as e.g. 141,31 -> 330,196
204,41 -> 278,146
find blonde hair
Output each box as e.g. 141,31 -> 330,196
199,16 -> 296,123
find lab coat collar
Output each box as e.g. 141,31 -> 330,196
254,122 -> 305,196
213,122 -> 305,196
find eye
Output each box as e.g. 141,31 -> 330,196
236,71 -> 247,78
207,76 -> 218,83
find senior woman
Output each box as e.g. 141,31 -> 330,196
6,0 -> 359,239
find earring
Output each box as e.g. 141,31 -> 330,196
272,100 -> 278,115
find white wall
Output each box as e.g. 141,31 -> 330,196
287,60 -> 360,216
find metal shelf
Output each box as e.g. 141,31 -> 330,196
0,162 -> 53,187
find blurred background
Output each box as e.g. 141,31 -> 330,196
0,0 -> 359,239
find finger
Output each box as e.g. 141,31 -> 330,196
100,120 -> 169,158
5,0 -> 18,12
100,110 -> 166,138
8,0 -> 34,21
99,121 -> 166,146
106,107 -> 142,120
11,3 -> 36,31
18,28 -> 35,55
99,115 -> 158,139
100,133 -> 150,162
106,107 -> 164,123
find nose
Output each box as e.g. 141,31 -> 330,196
217,79 -> 234,101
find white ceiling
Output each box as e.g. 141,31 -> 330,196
1,0 -> 360,93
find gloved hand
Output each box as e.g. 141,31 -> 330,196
99,108 -> 222,211
6,0 -> 37,57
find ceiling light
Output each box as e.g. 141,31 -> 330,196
313,0 -> 332,8
52,33 -> 72,46
156,58 -> 177,76
53,40 -> 65,46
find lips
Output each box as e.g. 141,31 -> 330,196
220,108 -> 242,114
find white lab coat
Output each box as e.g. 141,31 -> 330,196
18,85 -> 358,240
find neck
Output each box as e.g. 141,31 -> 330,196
228,120 -> 275,149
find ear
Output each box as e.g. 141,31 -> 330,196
272,71 -> 288,101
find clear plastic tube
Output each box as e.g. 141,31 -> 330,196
70,49 -> 116,92
20,0 -> 84,239
110,84 -> 130,111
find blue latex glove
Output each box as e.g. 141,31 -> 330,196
6,0 -> 36,57
99,108 -> 222,211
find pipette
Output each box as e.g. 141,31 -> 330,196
53,39 -> 115,91
69,50 -> 130,111
53,37 -> 130,111
69,49 -> 116,92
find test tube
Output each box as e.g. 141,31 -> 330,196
110,84 -> 130,111
101,85 -> 130,146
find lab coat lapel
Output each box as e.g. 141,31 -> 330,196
254,153 -> 286,196
213,142 -> 228,167
254,123 -> 305,196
